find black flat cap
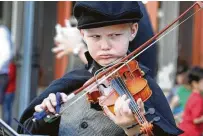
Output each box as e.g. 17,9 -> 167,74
73,1 -> 143,29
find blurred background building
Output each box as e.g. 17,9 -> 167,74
0,1 -> 203,129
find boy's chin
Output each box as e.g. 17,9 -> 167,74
98,59 -> 118,67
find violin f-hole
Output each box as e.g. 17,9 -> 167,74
123,71 -> 131,79
98,83 -> 107,88
97,83 -> 107,90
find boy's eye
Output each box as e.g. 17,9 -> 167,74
91,35 -> 100,38
110,34 -> 121,37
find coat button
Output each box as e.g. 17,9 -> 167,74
80,121 -> 88,129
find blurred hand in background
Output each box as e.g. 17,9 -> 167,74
52,20 -> 86,59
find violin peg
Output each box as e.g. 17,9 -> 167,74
141,70 -> 145,76
153,116 -> 161,122
150,116 -> 160,123
144,108 -> 155,115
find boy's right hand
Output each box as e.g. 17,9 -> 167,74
34,93 -> 68,114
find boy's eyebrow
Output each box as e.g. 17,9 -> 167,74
85,27 -> 126,36
108,31 -> 123,35
87,31 -> 123,37
85,30 -> 100,35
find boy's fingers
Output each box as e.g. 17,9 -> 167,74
98,96 -> 106,101
120,99 -> 133,117
114,95 -> 128,116
49,93 -> 57,106
44,98 -> 55,113
60,93 -> 68,102
121,94 -> 127,101
34,105 -> 44,112
98,96 -> 107,106
122,99 -> 131,114
114,97 -> 122,117
137,98 -> 145,114
103,106 -> 116,122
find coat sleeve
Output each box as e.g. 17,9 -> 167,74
17,66 -> 92,134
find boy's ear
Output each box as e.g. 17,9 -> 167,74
129,23 -> 138,42
80,29 -> 86,42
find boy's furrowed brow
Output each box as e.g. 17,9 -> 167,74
85,28 -> 125,36
85,30 -> 99,35
107,30 -> 124,35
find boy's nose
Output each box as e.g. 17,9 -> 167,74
100,39 -> 111,50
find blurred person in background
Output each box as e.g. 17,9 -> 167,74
2,58 -> 16,125
167,61 -> 189,112
179,67 -> 203,136
0,25 -> 12,118
169,64 -> 192,123
52,1 -> 157,78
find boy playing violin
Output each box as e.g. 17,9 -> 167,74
18,2 -> 183,136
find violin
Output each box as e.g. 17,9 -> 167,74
86,60 -> 154,135
32,2 -> 203,136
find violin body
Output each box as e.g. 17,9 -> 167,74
100,77 -> 152,114
87,60 -> 152,110
86,60 -> 154,135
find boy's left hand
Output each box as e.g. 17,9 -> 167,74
101,94 -> 145,129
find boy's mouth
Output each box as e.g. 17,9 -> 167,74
99,55 -> 114,59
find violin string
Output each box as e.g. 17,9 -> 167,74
114,78 -> 142,121
113,77 -> 144,123
112,78 -> 141,122
115,77 -> 145,124
119,77 -> 146,124
45,7 -> 201,123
